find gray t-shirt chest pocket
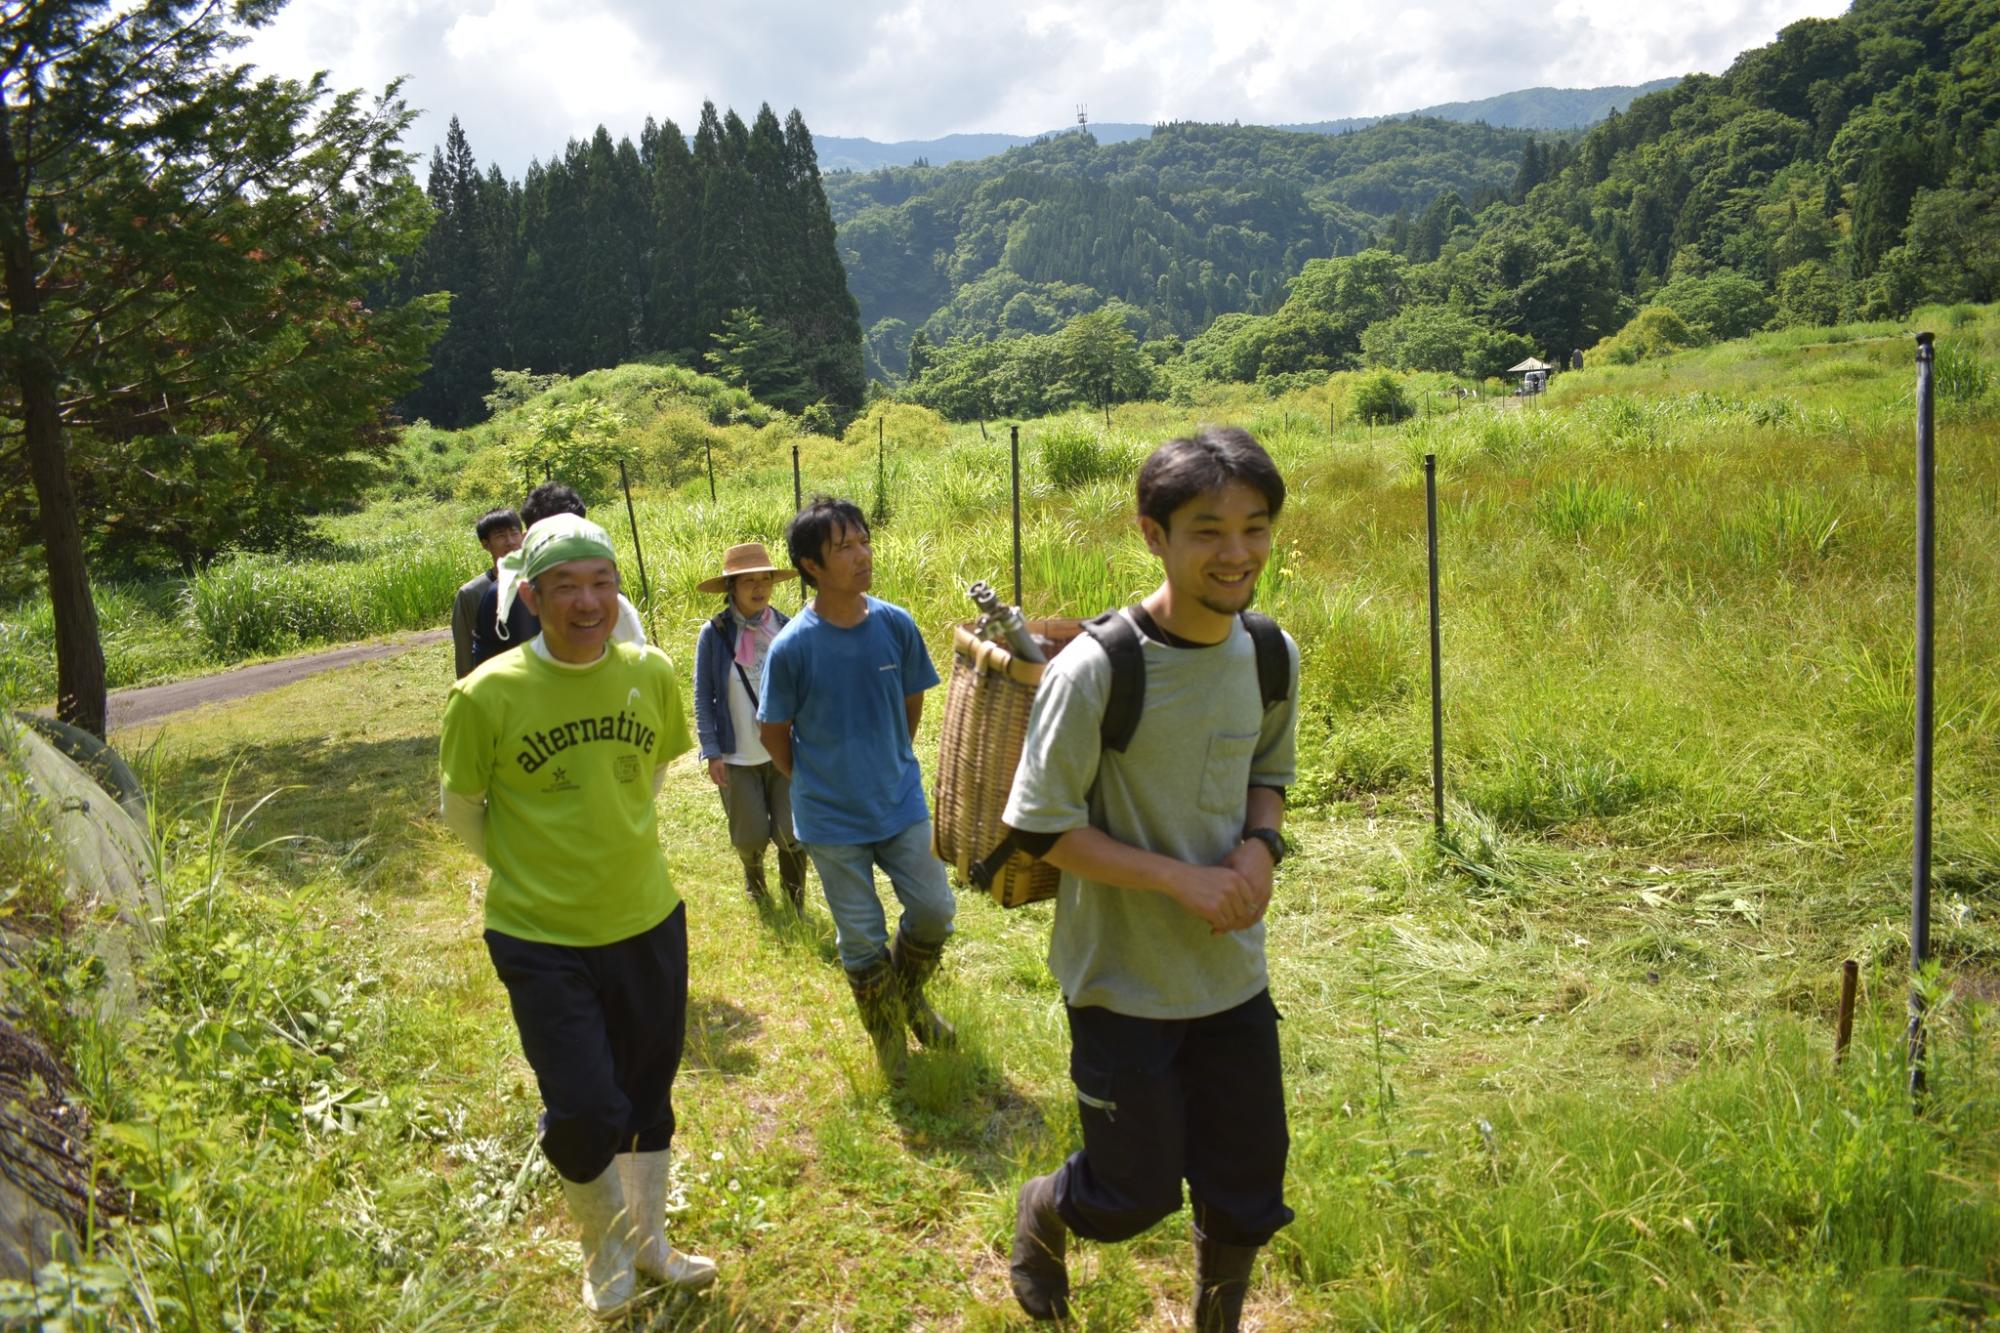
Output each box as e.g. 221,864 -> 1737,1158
1197,731 -> 1260,814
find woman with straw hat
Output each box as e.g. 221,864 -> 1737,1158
693,541 -> 810,913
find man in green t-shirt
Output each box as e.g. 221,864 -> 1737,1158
439,514 -> 716,1319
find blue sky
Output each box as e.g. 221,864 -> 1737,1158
241,0 -> 1853,177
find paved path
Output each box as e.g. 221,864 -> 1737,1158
108,629 -> 449,732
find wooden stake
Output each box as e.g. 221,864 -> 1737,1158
1835,959 -> 1859,1064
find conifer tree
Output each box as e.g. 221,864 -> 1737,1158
693,103 -> 756,351
781,108 -> 864,407
640,117 -> 697,355
574,127 -> 641,367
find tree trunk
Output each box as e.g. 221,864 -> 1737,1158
21,370 -> 106,738
0,109 -> 108,738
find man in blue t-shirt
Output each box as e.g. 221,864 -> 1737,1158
758,496 -> 956,1077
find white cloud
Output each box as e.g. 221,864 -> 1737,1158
439,1 -> 688,130
238,0 -> 1852,176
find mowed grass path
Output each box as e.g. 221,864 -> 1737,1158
125,626 -> 1996,1326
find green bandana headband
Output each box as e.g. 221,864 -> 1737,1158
495,514 -> 617,637
520,513 -> 616,580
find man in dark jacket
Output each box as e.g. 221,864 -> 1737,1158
452,509 -> 522,678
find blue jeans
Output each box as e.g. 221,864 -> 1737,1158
804,818 -> 956,970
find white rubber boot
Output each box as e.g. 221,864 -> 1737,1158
559,1164 -> 645,1320
619,1150 -> 718,1291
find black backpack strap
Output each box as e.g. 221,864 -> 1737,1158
1240,611 -> 1290,710
1081,608 -> 1146,753
969,831 -> 1020,891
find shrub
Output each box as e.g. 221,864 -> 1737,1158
483,368 -> 570,417
1351,372 -> 1414,424
451,444 -> 518,510
842,401 -> 950,453
1592,306 -> 1703,365
1038,420 -> 1133,491
1647,269 -> 1772,340
629,407 -> 724,491
1773,261 -> 1847,329
503,400 -> 631,501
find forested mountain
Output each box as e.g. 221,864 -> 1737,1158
812,81 -> 1679,172
814,125 -> 1152,171
1277,80 -> 1683,137
398,103 -> 862,428
896,0 -> 2000,422
1508,0 -> 1999,311
830,117 -> 1538,375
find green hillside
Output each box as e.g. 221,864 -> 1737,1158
831,118 -> 1535,376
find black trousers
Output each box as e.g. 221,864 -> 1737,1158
484,904 -> 688,1183
1054,989 -> 1293,1248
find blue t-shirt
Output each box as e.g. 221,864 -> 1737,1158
758,596 -> 939,845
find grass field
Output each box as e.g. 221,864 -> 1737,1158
3,307 -> 1998,1328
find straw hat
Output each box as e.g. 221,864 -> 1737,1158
697,542 -> 798,594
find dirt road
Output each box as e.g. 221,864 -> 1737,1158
106,629 -> 449,733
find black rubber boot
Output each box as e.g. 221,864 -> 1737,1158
889,928 -> 956,1049
1009,1171 -> 1069,1321
1192,1224 -> 1259,1333
739,853 -> 770,906
843,957 -> 907,1077
776,842 -> 809,914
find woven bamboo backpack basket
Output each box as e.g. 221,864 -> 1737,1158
932,616 -> 1085,907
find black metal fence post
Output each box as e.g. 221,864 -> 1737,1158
1909,331 -> 1937,1100
618,459 -> 657,642
1010,424 -> 1024,608
1425,453 -> 1445,840
705,437 -> 716,503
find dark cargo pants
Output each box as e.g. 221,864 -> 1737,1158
1053,989 -> 1292,1247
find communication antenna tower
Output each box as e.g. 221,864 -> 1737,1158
1076,103 -> 1088,130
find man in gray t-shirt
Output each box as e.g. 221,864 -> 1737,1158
1002,427 -> 1297,1332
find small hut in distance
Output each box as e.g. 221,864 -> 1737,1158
1509,357 -> 1554,395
